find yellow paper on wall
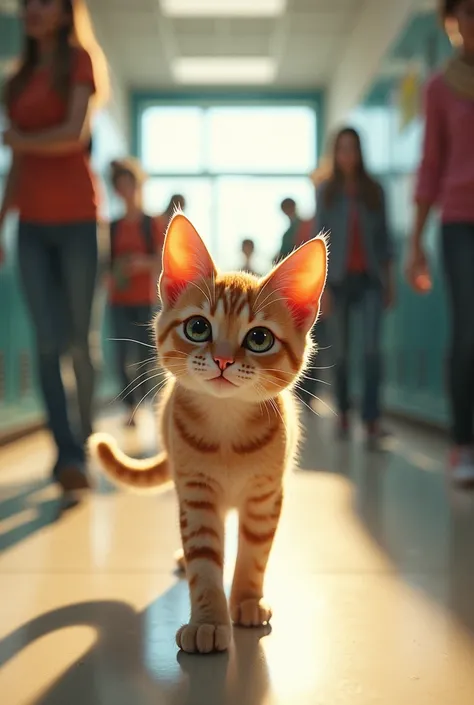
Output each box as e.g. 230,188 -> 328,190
399,69 -> 420,131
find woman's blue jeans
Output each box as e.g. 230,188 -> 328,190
18,221 -> 98,469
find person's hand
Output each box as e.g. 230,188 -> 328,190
405,242 -> 432,294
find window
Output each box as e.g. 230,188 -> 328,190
141,107 -> 204,174
206,106 -> 315,174
214,176 -> 315,271
138,101 -> 318,274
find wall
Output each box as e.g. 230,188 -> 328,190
348,10 -> 453,425
325,0 -> 414,131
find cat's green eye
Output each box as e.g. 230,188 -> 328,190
244,327 -> 275,354
184,316 -> 212,343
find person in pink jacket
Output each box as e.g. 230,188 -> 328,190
406,0 -> 474,486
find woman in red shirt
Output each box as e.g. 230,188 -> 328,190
108,159 -> 165,427
0,0 -> 109,490
317,128 -> 394,448
406,0 -> 474,486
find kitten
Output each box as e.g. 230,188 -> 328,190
90,214 -> 327,654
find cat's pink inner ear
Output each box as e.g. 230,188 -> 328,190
267,237 -> 328,327
160,214 -> 216,305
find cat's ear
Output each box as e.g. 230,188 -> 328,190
159,214 -> 216,306
263,235 -> 328,329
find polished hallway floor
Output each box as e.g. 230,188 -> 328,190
1,408 -> 474,704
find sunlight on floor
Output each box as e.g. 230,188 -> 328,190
1,410 -> 474,703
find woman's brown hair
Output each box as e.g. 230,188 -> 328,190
323,127 -> 382,211
4,0 -> 109,109
110,158 -> 147,189
440,0 -> 464,19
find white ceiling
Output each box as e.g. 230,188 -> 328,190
89,0 -> 365,90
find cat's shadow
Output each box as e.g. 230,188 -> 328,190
0,579 -> 271,705
176,624 -> 271,705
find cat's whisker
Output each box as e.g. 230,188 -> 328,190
261,366 -> 331,387
292,385 -> 337,417
128,357 -> 158,371
255,295 -> 290,315
130,378 -> 169,423
108,337 -> 156,349
253,386 -> 268,421
268,395 -> 288,436
110,369 -> 159,405
253,383 -> 273,426
299,375 -> 331,386
188,279 -> 211,306
121,370 -> 170,403
199,275 -> 213,306
297,395 -> 321,417
304,364 -> 335,371
253,274 -> 273,309
253,380 -> 288,434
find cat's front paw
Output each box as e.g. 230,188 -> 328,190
231,598 -> 272,627
176,623 -> 232,653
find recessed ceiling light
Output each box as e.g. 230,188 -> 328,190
160,0 -> 286,18
171,57 -> 277,85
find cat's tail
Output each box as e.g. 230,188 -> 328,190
89,433 -> 172,492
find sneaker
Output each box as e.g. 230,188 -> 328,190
57,464 -> 91,492
449,447 -> 474,488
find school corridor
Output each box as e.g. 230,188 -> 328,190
2,0 -> 474,703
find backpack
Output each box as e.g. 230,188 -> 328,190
109,214 -> 155,262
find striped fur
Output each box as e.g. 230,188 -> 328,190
90,214 -> 327,654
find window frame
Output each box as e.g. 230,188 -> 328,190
132,92 -> 322,263
132,91 -> 323,178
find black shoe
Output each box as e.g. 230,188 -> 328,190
56,464 -> 91,491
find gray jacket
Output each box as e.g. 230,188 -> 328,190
315,181 -> 393,286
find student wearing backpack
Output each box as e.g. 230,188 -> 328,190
108,159 -> 164,425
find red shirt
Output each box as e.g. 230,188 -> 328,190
415,73 -> 474,223
295,218 -> 315,247
109,216 -> 165,306
8,48 -> 97,224
346,199 -> 367,273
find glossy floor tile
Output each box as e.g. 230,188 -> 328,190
1,407 -> 474,704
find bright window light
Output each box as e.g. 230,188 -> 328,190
172,57 -> 277,85
160,0 -> 286,17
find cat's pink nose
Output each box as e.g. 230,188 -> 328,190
213,355 -> 234,371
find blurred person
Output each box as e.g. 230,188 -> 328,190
108,158 -> 164,427
316,127 -> 394,448
277,198 -> 326,408
277,197 -> 314,262
0,0 -> 109,490
159,193 -> 186,232
406,0 -> 474,485
240,238 -> 259,275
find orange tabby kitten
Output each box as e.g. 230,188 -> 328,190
90,214 -> 327,654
